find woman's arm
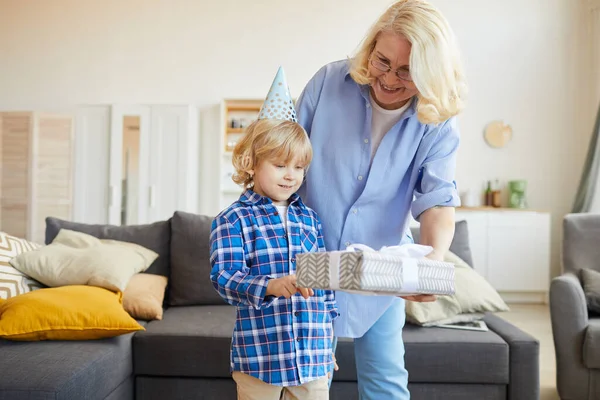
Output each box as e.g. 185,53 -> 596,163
401,209 -> 454,303
404,120 -> 460,302
418,206 -> 455,261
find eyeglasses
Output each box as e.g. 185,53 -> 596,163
369,56 -> 412,82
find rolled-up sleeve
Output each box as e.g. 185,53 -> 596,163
411,119 -> 461,220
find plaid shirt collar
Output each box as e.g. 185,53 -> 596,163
239,188 -> 303,208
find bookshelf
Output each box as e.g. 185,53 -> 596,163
218,99 -> 263,210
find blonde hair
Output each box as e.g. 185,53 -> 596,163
349,0 -> 467,125
231,119 -> 313,188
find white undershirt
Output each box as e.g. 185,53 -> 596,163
276,205 -> 289,231
369,94 -> 412,161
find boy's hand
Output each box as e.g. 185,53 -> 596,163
328,353 -> 339,379
266,275 -> 314,299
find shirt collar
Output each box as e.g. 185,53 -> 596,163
239,188 -> 302,207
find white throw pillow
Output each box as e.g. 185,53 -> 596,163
10,229 -> 157,292
405,251 -> 509,326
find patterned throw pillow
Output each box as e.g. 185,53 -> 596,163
0,232 -> 44,299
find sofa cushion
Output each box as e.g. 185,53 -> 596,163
411,220 -> 474,268
11,229 -> 157,292
123,273 -> 168,321
133,305 -> 235,378
583,319 -> 600,368
0,329 -> 141,400
405,251 -> 509,326
402,323 -> 509,384
45,217 -> 171,276
168,211 -> 224,306
332,323 -> 509,384
134,305 -> 509,385
580,268 -> 600,313
0,285 -> 144,341
0,231 -> 44,299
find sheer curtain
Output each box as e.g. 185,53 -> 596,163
573,0 -> 600,212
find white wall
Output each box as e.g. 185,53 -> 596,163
0,0 -> 591,278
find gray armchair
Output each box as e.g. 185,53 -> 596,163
550,213 -> 600,400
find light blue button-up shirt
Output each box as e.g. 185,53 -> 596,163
296,60 -> 460,338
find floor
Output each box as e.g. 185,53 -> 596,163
500,304 -> 559,400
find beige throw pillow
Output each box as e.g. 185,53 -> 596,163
123,273 -> 168,320
406,251 -> 509,326
10,229 -> 158,292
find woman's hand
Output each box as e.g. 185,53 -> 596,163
400,294 -> 436,302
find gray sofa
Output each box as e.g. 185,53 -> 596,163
0,212 -> 540,400
550,213 -> 600,400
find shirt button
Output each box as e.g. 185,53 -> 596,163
297,337 -> 301,342
291,258 -> 296,263
366,104 -> 370,108
352,208 -> 358,214
357,175 -> 363,180
364,138 -> 369,144
294,311 -> 300,317
345,241 -> 351,247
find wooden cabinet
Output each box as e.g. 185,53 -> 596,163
0,112 -> 74,243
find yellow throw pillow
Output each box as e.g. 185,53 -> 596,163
9,229 -> 158,292
123,273 -> 168,321
0,285 -> 144,341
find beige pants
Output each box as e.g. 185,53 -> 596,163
232,371 -> 329,400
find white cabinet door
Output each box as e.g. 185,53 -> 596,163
486,212 -> 551,292
75,104 -> 198,226
73,106 -> 111,224
108,105 -> 151,226
147,105 -> 197,223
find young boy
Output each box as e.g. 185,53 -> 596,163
209,67 -> 338,400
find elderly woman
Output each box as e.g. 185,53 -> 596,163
296,0 -> 467,398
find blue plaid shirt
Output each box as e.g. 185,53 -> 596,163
210,189 -> 338,386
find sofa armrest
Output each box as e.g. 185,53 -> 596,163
550,273 -> 590,400
484,313 -> 539,400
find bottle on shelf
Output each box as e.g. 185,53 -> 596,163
484,180 -> 493,206
492,179 -> 502,208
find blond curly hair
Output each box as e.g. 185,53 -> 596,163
231,119 -> 312,188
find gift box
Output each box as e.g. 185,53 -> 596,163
296,244 -> 455,296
